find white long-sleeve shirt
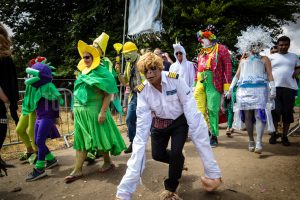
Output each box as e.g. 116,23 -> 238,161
116,71 -> 221,200
169,44 -> 195,88
169,61 -> 195,88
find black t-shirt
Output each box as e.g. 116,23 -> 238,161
163,61 -> 171,71
0,56 -> 19,122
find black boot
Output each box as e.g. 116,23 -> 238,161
269,132 -> 279,144
0,156 -> 8,176
124,142 -> 133,154
281,136 -> 291,146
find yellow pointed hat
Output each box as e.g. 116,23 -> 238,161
77,40 -> 101,75
93,32 -> 109,56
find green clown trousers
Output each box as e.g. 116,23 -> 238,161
194,71 -> 221,137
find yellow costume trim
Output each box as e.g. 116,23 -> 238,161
77,40 -> 101,75
223,83 -> 230,91
168,72 -> 179,79
205,44 -> 218,70
199,46 -> 215,55
136,83 -> 145,93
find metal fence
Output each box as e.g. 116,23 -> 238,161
3,79 -> 127,147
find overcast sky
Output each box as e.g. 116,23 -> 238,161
282,17 -> 300,54
2,18 -> 300,54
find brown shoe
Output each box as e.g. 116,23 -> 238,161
200,176 -> 222,192
226,127 -> 234,137
159,190 -> 182,200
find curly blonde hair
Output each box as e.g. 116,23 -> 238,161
0,23 -> 12,57
137,52 -> 163,74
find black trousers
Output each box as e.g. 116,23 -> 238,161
272,87 -> 297,124
151,114 -> 188,192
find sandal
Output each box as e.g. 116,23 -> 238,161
64,174 -> 83,184
99,163 -> 115,173
19,152 -> 33,161
226,128 -> 233,137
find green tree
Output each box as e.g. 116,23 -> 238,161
1,0 -> 77,76
157,0 -> 300,59
1,0 -> 127,77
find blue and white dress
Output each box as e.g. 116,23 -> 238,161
233,55 -> 275,132
235,56 -> 269,111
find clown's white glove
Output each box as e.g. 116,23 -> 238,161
269,81 -> 276,99
224,91 -> 232,99
225,75 -> 238,99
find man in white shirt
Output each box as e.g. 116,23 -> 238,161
268,36 -> 300,146
115,52 -> 221,200
169,43 -> 195,89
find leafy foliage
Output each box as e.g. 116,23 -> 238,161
1,0 -> 299,77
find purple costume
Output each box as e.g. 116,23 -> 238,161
35,98 -> 60,161
24,61 -> 63,181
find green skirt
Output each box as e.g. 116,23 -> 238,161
73,100 -> 126,156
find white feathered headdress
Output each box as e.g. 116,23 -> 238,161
235,26 -> 273,54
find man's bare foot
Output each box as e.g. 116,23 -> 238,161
200,176 -> 222,192
159,190 -> 182,200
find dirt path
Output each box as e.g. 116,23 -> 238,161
1,128 -> 300,200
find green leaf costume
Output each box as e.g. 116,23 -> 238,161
22,84 -> 63,116
73,65 -> 126,155
22,62 -> 64,116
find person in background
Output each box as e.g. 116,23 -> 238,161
122,85 -> 130,114
228,26 -> 276,154
0,22 -> 19,177
65,40 -> 126,183
16,57 -> 47,164
169,43 -> 195,89
140,48 -> 152,55
83,32 -> 123,163
24,60 -> 63,181
268,36 -> 300,146
224,53 -> 240,136
154,47 -> 173,71
115,41 -> 144,154
93,32 -> 118,79
269,45 -> 282,135
194,25 -> 232,147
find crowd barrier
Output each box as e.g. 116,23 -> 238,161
3,81 -> 126,148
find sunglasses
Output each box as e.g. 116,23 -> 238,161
83,56 -> 91,60
176,52 -> 183,56
144,66 -> 158,74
